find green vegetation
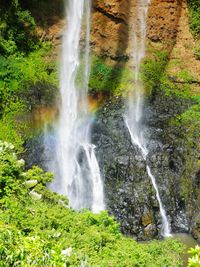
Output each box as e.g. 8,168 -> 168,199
173,100 -> 200,201
187,245 -> 200,266
0,141 -> 184,266
176,104 -> 200,141
188,0 -> 200,37
172,94 -> 200,151
0,1 -> 198,266
0,0 -> 38,55
88,56 -> 133,95
142,48 -> 200,203
0,47 -> 58,152
141,50 -> 194,98
0,0 -> 58,152
141,51 -> 169,95
194,42 -> 200,60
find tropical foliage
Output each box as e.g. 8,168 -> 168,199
0,0 -> 58,152
188,0 -> 200,37
0,141 -> 184,266
187,245 -> 200,267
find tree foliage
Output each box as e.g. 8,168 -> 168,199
0,0 -> 37,55
0,0 -> 58,152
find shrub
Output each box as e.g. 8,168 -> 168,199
0,45 -> 58,152
0,0 -> 58,152
187,0 -> 200,37
194,42 -> 200,60
0,143 -> 184,266
175,104 -> 200,143
0,0 -> 37,55
187,245 -> 200,267
86,56 -> 133,95
141,51 -> 169,95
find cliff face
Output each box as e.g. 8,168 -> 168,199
91,0 -> 132,60
26,0 -> 200,240
148,0 -> 182,48
90,0 -> 200,240
32,0 -> 193,63
35,0 -> 183,60
91,0 -> 183,60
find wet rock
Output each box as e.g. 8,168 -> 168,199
92,92 -> 200,240
191,215 -> 200,242
144,224 -> 157,238
92,98 -> 160,239
141,211 -> 154,227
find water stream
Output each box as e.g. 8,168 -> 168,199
46,0 -> 104,213
125,0 -> 171,237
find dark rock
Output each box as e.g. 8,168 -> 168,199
92,91 -> 200,240
191,215 -> 200,242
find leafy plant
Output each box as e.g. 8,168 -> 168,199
188,0 -> 200,37
187,245 -> 200,267
0,45 -> 58,152
0,142 -> 184,266
0,0 -> 37,55
0,0 -> 58,152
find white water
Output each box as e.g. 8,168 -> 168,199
125,0 -> 171,237
48,0 -> 104,213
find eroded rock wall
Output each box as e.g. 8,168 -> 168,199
25,0 -> 200,241
91,0 -> 133,61
90,0 -> 200,240
147,0 -> 182,49
91,0 -> 183,60
92,92 -> 200,240
32,0 -> 184,60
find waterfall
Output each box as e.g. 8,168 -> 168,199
47,0 -> 104,213
124,0 -> 171,237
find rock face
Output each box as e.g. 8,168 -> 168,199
167,0 -> 200,93
25,0 -> 200,240
92,98 -> 159,239
92,92 -> 200,240
28,0 -> 184,60
91,0 -> 183,60
91,0 -> 132,60
28,0 -> 185,61
90,0 -> 200,240
147,0 -> 182,49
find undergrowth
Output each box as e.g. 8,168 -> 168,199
0,0 -> 58,152
0,141 -> 184,266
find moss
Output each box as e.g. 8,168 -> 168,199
194,41 -> 200,60
141,49 -> 198,99
160,75 -> 191,99
170,98 -> 200,200
141,51 -> 169,95
187,0 -> 200,38
180,159 -> 197,200
86,56 -> 134,96
175,104 -> 200,141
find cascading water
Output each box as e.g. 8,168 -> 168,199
125,0 -> 171,237
47,0 -> 104,213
